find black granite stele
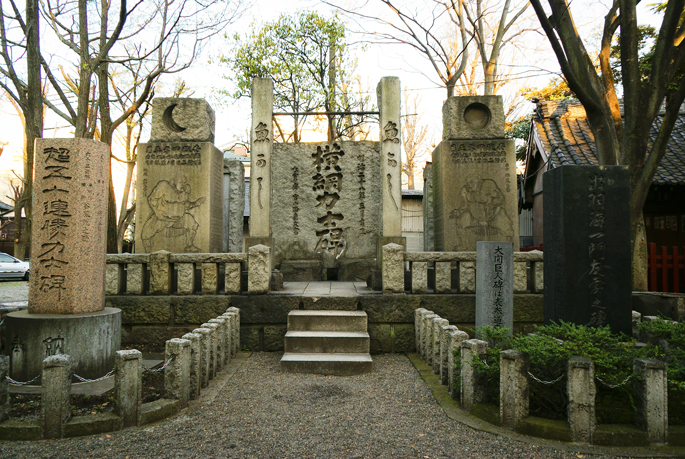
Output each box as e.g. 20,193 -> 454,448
543,165 -> 631,335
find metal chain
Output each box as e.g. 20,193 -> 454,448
6,374 -> 41,385
596,373 -> 633,389
143,355 -> 174,373
72,369 -> 115,383
528,371 -> 564,385
0,319 -> 4,327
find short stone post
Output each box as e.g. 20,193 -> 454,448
226,307 -> 241,355
567,356 -> 596,444
193,328 -> 212,388
105,264 -> 123,295
500,350 -> 530,429
41,354 -> 74,439
208,318 -> 228,372
448,330 -> 469,399
414,308 -> 428,353
432,317 -> 449,374
164,338 -> 191,409
422,313 -> 438,362
126,263 -> 144,295
150,250 -> 172,295
181,332 -> 202,400
461,339 -> 489,412
411,262 -> 428,294
634,358 -> 668,445
201,323 -> 219,380
382,243 -> 405,294
201,262 -> 218,295
225,262 -> 242,295
632,311 -> 642,339
0,356 -> 9,422
114,350 -> 142,428
177,262 -> 195,295
435,261 -> 451,293
220,313 -> 235,362
459,261 -> 476,293
440,325 -> 458,385
248,245 -> 271,294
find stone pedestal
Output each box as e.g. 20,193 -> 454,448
5,308 -> 121,381
543,165 -> 632,334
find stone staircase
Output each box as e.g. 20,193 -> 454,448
280,310 -> 373,375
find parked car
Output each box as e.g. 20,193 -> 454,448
0,253 -> 29,280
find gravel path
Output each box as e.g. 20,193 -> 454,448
0,280 -> 28,303
0,353 -> 622,459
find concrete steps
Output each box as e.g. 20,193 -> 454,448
280,310 -> 373,375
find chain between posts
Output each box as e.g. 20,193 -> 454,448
5,374 -> 41,385
528,372 -> 564,385
143,355 -> 174,373
595,373 -> 633,389
72,369 -> 115,383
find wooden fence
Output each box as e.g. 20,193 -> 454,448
648,243 -> 685,293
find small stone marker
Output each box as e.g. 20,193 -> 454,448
543,165 -> 632,334
476,241 -> 513,334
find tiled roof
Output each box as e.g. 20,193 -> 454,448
532,99 -> 685,185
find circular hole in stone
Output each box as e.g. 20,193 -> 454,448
163,104 -> 186,132
463,103 -> 491,130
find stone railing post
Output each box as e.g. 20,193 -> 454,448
201,262 -> 218,295
248,245 -> 271,294
41,355 -> 74,439
411,262 -> 428,294
448,330 -> 469,399
382,243 -> 405,294
105,264 -> 123,295
177,262 -> 195,295
193,328 -> 211,388
461,339 -> 489,412
422,313 -> 438,362
226,307 -> 241,355
114,350 -> 142,429
459,261 -> 476,293
150,250 -> 172,295
127,263 -> 145,295
634,358 -> 668,445
225,262 -> 242,295
440,325 -> 458,385
164,338 -> 191,409
513,262 -> 527,293
533,261 -> 544,293
220,313 -> 235,361
432,317 -> 449,374
435,261 -> 451,293
414,308 -> 428,352
208,318 -> 228,372
500,350 -> 530,429
0,356 -> 8,422
181,333 -> 202,400
567,356 -> 596,444
201,323 -> 219,380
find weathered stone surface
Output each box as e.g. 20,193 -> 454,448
263,325 -> 287,351
225,262 -> 242,294
192,328 -> 211,388
368,324 -> 414,353
435,262 -> 452,293
461,339 -> 489,412
513,295 -> 544,322
223,159 -> 245,253
360,295 -> 422,323
126,263 -> 144,295
136,142 -> 223,254
411,262 -> 428,294
41,354 -> 74,439
440,324 -> 458,385
534,260 -> 544,293
459,262 -> 476,293
169,253 -> 247,263
500,349 -> 529,429
513,262 -> 527,293
301,296 -> 358,311
382,243 -> 405,293
150,98 -> 215,143
201,263 -> 218,295
149,251 -> 171,295
432,318 -> 449,374
416,309 -> 433,359
248,245 -> 271,294
567,356 -> 596,444
423,163 -> 435,251
378,76 -> 402,237
229,295 -> 299,324
200,322 -> 219,379
271,141 -> 382,267
250,78 -> 273,238
338,259 -> 377,282
208,318 -> 227,371
442,95 -> 505,140
241,325 -> 260,351
634,359 -> 668,445
414,308 -> 428,352
129,326 -> 196,344
181,332 -> 201,400
544,166 -> 632,334
176,263 -> 195,295
448,330 -> 469,399
423,314 -> 438,365
106,264 -> 123,296
405,252 -> 477,262
421,295 -> 476,323
476,241 -> 513,334
30,138 -> 108,314
114,350 -> 142,429
281,261 -> 323,281
111,296 -> 172,324
106,254 -> 149,264
164,338 -> 190,408
173,296 -> 230,324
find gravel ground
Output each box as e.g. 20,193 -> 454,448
0,352 -> 621,459
0,280 -> 28,303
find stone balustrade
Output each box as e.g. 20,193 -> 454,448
105,249 -> 274,296
413,308 -> 671,446
381,245 -> 544,294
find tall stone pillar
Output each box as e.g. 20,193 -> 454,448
245,78 -> 275,258
377,77 -> 405,263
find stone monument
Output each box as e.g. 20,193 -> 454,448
5,138 -> 121,380
475,241 -> 514,334
432,96 -> 518,251
136,98 -> 223,253
543,165 -> 632,334
223,159 -> 245,253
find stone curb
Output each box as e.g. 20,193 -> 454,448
406,353 -> 685,458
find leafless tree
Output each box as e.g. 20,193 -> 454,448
401,88 -> 429,190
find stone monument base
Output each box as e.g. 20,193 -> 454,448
5,308 -> 122,381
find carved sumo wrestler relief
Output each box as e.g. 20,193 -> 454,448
450,174 -> 513,242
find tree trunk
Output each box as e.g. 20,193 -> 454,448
407,171 -> 414,190
631,212 -> 648,291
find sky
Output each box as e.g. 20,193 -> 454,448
0,0 -> 662,209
